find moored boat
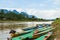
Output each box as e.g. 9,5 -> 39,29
10,25 -> 54,40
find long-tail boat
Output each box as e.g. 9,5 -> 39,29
10,24 -> 54,40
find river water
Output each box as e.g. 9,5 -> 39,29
0,21 -> 53,40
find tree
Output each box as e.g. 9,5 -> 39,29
0,9 -> 5,20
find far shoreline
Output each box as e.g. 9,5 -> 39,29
0,20 -> 54,23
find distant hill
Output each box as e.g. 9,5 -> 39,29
0,9 -> 41,21
12,10 -> 20,14
0,9 -> 8,13
0,9 -> 54,21
0,9 -> 37,18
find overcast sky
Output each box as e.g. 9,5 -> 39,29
0,0 -> 60,19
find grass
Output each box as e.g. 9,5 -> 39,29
47,18 -> 60,40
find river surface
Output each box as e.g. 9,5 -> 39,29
0,21 -> 53,40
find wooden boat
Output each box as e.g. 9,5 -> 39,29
11,26 -> 54,40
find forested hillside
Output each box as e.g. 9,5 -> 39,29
0,9 -> 43,21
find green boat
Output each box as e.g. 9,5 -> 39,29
11,26 -> 54,40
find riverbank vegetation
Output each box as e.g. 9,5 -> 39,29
47,18 -> 60,40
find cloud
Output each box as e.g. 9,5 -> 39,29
53,0 -> 60,4
26,9 -> 60,19
2,8 -> 24,12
